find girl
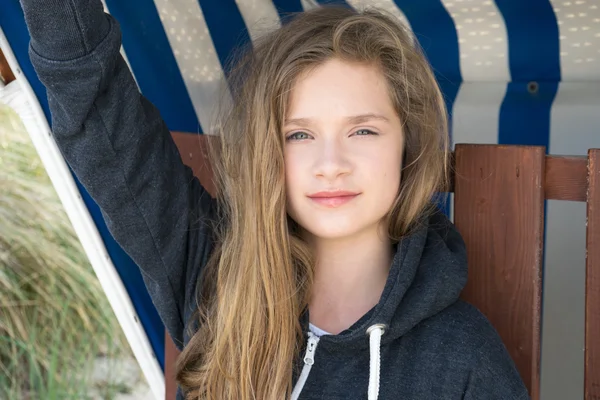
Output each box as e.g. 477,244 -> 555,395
20,0 -> 528,399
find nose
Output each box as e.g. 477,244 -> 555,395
312,138 -> 352,181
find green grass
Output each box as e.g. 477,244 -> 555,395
0,103 -> 131,399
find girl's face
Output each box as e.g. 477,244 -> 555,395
283,58 -> 405,241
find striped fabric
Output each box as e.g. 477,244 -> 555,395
1,1 -> 599,398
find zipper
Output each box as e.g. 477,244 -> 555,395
290,332 -> 320,400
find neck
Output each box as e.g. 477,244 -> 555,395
305,225 -> 394,334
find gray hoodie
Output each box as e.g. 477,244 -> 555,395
19,0 -> 529,398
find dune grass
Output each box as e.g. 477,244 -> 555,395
0,103 -> 131,399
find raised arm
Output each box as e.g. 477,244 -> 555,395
20,0 -> 216,347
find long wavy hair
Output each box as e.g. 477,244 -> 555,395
176,6 -> 450,399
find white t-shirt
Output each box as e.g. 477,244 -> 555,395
309,322 -> 331,337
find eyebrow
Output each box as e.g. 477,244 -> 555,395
284,113 -> 390,126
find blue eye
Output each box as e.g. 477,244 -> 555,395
286,132 -> 311,141
354,129 -> 377,136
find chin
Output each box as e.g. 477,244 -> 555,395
298,219 -> 364,241
308,229 -> 357,241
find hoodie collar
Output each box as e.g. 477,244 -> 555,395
299,210 -> 468,351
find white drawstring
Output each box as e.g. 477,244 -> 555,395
291,324 -> 386,400
366,324 -> 386,400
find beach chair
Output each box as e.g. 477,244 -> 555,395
5,50 -> 596,399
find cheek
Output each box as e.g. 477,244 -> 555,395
380,164 -> 401,198
284,154 -> 302,213
369,148 -> 402,203
284,155 -> 297,190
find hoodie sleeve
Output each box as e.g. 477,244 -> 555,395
463,340 -> 531,400
19,0 -> 216,348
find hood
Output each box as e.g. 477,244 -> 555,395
299,209 -> 468,351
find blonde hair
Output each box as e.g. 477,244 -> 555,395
176,6 -> 450,399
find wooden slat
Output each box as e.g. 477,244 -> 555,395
0,48 -> 16,84
175,132 -> 588,202
164,133 -> 214,399
585,149 -> 600,400
171,132 -> 216,196
450,153 -> 587,201
165,332 -> 179,400
453,144 -> 544,400
545,155 -> 588,201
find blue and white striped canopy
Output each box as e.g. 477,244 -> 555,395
1,0 -> 599,398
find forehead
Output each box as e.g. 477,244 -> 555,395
286,59 -> 396,121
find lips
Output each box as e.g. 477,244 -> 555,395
307,190 -> 360,208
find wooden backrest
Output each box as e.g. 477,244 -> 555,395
167,133 -> 600,400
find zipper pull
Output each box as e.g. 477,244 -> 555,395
303,332 -> 320,366
291,333 -> 321,400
